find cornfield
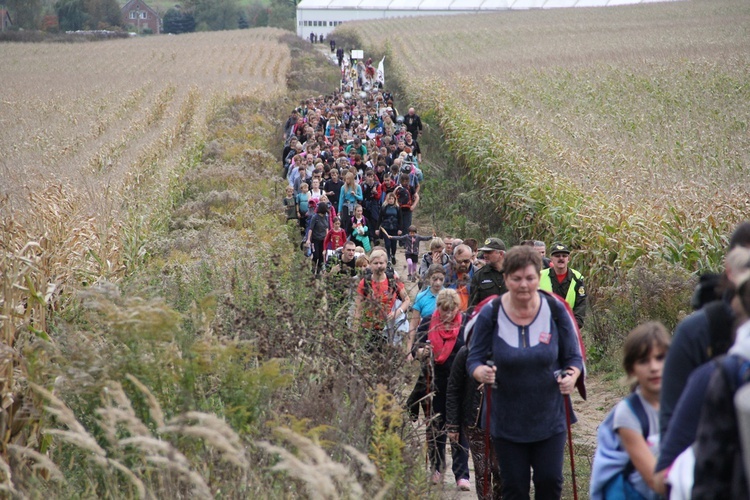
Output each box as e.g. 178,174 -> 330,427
0,28 -> 290,470
346,0 -> 750,277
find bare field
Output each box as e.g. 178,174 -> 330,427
1,29 -> 288,219
346,0 -> 750,273
1,29 -> 288,274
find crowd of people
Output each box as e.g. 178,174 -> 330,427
279,66 -> 750,499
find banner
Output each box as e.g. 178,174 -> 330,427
376,56 -> 385,86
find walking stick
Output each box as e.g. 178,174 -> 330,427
560,372 -> 579,500
483,356 -> 496,499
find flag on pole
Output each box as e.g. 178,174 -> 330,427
376,56 -> 385,87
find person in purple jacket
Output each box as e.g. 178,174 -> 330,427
467,245 -> 585,500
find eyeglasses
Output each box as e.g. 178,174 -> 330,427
455,258 -> 471,265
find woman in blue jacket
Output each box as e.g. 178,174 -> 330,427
467,245 -> 584,500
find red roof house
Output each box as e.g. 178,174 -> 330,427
121,0 -> 161,34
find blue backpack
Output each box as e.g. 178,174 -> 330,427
590,393 -> 651,500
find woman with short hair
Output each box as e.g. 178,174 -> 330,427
467,245 -> 585,499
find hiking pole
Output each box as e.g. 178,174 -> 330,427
558,371 -> 578,500
484,355 -> 497,500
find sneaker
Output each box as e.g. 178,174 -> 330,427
457,478 -> 471,491
391,256 -> 396,265
430,471 -> 441,484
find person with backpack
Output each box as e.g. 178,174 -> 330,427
659,222 -> 750,439
589,322 -> 670,500
467,245 -> 585,500
411,289 -> 471,490
394,173 -> 419,240
446,329 -> 503,499
305,202 -> 330,274
691,245 -> 750,499
353,249 -> 410,349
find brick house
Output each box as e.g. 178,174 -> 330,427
121,0 -> 160,34
0,9 -> 12,31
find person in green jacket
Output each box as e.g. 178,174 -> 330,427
539,243 -> 587,329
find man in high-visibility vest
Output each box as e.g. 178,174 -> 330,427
539,243 -> 587,329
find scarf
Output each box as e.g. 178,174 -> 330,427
428,310 -> 462,365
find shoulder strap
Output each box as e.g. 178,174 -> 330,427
624,392 -> 649,439
490,296 -> 502,327
705,300 -> 733,359
621,392 -> 649,478
540,291 -> 561,323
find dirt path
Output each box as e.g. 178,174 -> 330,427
313,44 -> 618,493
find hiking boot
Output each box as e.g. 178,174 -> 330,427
430,471 -> 441,484
457,478 -> 470,491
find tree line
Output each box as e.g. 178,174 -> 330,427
1,0 -> 298,33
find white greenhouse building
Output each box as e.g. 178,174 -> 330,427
296,0 -> 680,39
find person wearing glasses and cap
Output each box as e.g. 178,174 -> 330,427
444,244 -> 475,312
539,243 -> 587,329
469,237 -> 508,310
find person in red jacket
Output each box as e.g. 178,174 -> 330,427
323,217 -> 347,256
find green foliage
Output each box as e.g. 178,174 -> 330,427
53,0 -> 120,31
54,0 -> 86,31
83,0 -> 120,29
369,385 -> 406,483
587,264 -> 695,368
184,0 -> 243,31
267,0 -> 294,31
246,1 -> 270,28
5,0 -> 43,29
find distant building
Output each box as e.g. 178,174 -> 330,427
0,8 -> 12,32
296,0 -> 683,40
121,0 -> 161,34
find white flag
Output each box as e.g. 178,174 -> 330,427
376,56 -> 385,86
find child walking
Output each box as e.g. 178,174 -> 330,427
590,321 -> 670,500
380,225 -> 432,281
323,217 -> 347,255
